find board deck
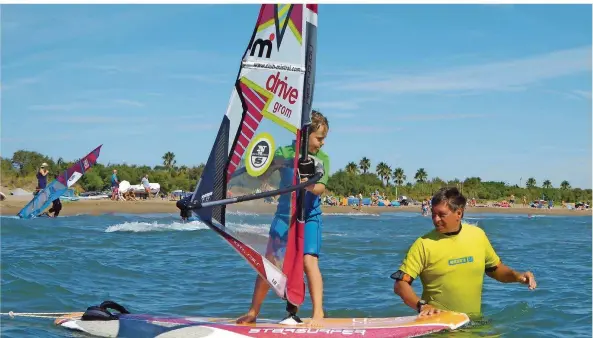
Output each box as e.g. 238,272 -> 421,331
55,311 -> 470,338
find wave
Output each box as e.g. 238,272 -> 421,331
105,220 -> 208,233
104,220 -> 272,236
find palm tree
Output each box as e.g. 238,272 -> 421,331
560,180 -> 571,190
383,165 -> 392,186
162,152 -> 176,169
542,180 -> 552,189
526,177 -> 536,188
393,168 -> 406,186
376,162 -> 391,186
393,167 -> 406,198
56,157 -> 65,171
178,165 -> 189,175
414,168 -> 428,183
415,168 -> 428,195
359,157 -> 371,174
345,162 -> 358,175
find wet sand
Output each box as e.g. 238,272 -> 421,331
1,196 -> 590,217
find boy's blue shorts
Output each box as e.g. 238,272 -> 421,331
268,214 -> 322,257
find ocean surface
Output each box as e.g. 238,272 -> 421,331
1,210 -> 591,337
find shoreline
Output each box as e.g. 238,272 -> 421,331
1,198 -> 590,217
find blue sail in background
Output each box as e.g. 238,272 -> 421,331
17,145 -> 102,219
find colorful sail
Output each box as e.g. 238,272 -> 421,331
187,4 -> 318,307
17,145 -> 102,219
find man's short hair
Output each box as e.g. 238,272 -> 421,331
431,187 -> 467,213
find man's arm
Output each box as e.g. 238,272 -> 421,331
393,272 -> 441,316
393,274 -> 421,310
486,262 -> 537,289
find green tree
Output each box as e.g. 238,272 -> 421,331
393,167 -> 406,198
376,162 -> 391,186
359,157 -> 371,174
526,177 -> 537,188
11,150 -> 53,176
80,171 -> 105,191
414,168 -> 428,183
162,152 -> 176,169
345,162 -> 358,175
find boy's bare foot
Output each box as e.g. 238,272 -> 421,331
236,313 -> 257,324
307,311 -> 325,328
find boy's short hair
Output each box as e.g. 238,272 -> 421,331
309,109 -> 329,133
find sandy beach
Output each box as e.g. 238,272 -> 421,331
1,195 -> 590,217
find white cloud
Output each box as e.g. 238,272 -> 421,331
332,125 -> 403,133
28,99 -> 145,111
393,113 -> 488,122
315,101 -> 360,110
2,76 -> 42,90
176,123 -> 218,131
114,99 -> 144,107
314,97 -> 382,111
28,102 -> 86,111
49,116 -> 117,124
335,46 -> 592,94
572,90 -> 592,100
168,74 -> 230,84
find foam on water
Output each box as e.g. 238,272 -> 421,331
105,220 -> 207,232
323,212 -> 380,217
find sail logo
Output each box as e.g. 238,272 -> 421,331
266,72 -> 298,119
83,159 -> 90,170
201,192 -> 212,203
250,33 -> 275,59
245,133 -> 275,177
67,171 -> 83,187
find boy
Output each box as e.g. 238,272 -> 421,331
237,110 -> 330,326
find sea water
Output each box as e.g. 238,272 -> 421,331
1,211 -> 591,337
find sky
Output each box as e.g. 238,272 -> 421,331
2,4 -> 592,189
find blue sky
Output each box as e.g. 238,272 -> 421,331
2,4 -> 591,188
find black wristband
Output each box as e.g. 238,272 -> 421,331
416,300 -> 427,313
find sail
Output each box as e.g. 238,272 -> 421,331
188,4 -> 318,307
17,145 -> 103,219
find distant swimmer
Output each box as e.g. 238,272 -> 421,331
421,200 -> 429,216
392,187 -> 536,319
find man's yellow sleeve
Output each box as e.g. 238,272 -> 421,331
398,238 -> 425,279
484,233 -> 501,269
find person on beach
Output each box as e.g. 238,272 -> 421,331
236,110 -> 330,327
35,163 -> 49,194
141,174 -> 151,199
357,192 -> 363,210
391,187 -> 537,319
111,169 -> 119,200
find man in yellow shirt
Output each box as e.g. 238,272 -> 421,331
392,187 -> 537,318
